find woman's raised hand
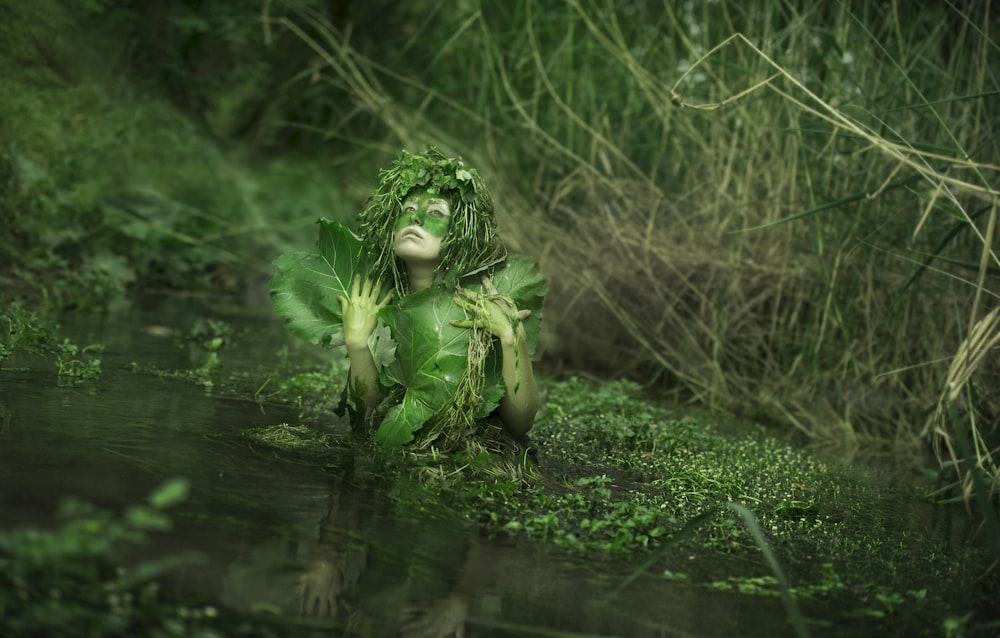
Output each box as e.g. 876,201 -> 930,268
338,274 -> 393,349
450,276 -> 530,346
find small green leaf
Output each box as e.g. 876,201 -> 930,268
126,506 -> 172,531
148,478 -> 190,509
369,320 -> 397,370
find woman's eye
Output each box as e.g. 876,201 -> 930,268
403,204 -> 416,213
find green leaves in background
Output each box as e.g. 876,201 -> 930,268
270,219 -> 367,347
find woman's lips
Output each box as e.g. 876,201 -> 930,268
398,227 -> 424,240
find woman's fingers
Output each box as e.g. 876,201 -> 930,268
452,295 -> 477,314
347,275 -> 392,306
377,287 -> 394,308
481,275 -> 499,295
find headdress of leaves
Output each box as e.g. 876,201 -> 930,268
357,147 -> 507,296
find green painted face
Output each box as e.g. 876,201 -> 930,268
392,190 -> 453,267
394,191 -> 452,238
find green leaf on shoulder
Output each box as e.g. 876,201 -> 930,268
270,219 -> 367,347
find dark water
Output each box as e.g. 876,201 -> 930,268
0,296 -> 989,637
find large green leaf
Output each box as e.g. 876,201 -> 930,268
375,285 -> 470,446
373,256 -> 548,446
270,220 -> 366,347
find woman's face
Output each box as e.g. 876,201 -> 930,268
393,190 -> 452,266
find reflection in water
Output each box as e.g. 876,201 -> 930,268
280,447 -> 796,638
292,452 -> 514,637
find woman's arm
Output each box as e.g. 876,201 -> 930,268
495,320 -> 539,436
339,274 -> 393,409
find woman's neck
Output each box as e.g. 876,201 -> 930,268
406,262 -> 438,292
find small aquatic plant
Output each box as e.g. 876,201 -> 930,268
185,317 -> 232,384
0,304 -> 54,365
54,338 -> 103,386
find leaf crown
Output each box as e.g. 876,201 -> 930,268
358,147 -> 508,295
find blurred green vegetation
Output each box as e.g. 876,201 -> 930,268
0,0 -> 351,308
1,0 -> 999,501
0,479 -> 211,637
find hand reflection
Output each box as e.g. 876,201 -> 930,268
298,558 -> 341,618
400,593 -> 469,638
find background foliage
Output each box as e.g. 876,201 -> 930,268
2,0 -> 999,498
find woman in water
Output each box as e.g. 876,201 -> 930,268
337,148 -> 543,450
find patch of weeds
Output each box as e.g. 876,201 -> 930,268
54,338 -> 104,386
506,378 -> 830,555
0,303 -> 56,363
406,377 -> 997,632
538,378 -> 704,468
268,369 -> 347,414
1,303 -> 103,385
244,353 -> 352,424
845,586 -> 933,618
243,423 -> 344,459
498,475 -> 672,554
705,562 -> 847,600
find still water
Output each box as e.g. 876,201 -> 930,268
0,295 -> 987,637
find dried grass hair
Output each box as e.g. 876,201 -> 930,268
358,147 -> 507,296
